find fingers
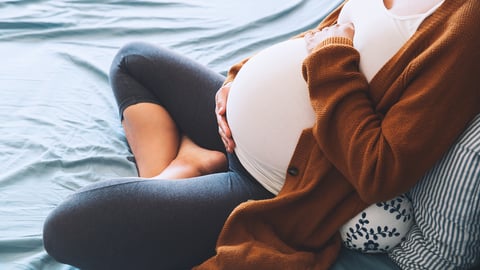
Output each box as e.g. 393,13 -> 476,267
216,104 -> 233,151
337,22 -> 354,39
321,22 -> 354,38
304,22 -> 355,54
217,116 -> 235,153
215,83 -> 230,117
215,83 -> 235,152
218,119 -> 235,153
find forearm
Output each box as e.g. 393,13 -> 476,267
302,37 -> 480,203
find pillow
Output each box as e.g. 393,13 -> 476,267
388,114 -> 480,270
339,194 -> 413,253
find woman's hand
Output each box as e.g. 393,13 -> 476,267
215,82 -> 236,153
304,22 -> 355,54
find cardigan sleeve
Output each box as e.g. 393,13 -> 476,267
301,2 -> 480,203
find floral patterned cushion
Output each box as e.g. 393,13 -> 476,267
339,194 -> 413,253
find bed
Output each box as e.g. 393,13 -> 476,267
0,0 -> 344,269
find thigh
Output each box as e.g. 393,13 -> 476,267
110,42 -> 226,152
43,171 -> 273,270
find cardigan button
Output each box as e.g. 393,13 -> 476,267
287,167 -> 299,176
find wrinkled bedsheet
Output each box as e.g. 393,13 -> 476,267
0,0 -> 342,269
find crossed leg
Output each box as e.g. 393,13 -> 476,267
109,42 -> 228,179
122,103 -> 226,179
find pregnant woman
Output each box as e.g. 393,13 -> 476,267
43,0 -> 479,269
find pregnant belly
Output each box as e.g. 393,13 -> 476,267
226,38 -> 316,193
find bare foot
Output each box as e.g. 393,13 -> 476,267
153,136 -> 227,179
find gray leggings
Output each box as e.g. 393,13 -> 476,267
43,42 -> 274,270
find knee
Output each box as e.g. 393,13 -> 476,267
43,197 -> 91,267
43,205 -> 72,264
110,41 -> 148,76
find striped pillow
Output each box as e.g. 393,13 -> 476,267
388,114 -> 480,270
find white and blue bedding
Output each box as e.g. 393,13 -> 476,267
0,1 -> 343,269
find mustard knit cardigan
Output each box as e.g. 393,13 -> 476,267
196,0 -> 480,269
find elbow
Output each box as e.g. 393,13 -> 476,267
354,176 -> 412,204
352,157 -> 420,204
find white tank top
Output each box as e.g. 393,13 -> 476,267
227,0 -> 443,195
338,0 -> 444,82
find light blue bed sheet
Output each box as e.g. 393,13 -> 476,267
0,0 -> 343,269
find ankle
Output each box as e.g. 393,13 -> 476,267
153,160 -> 200,179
